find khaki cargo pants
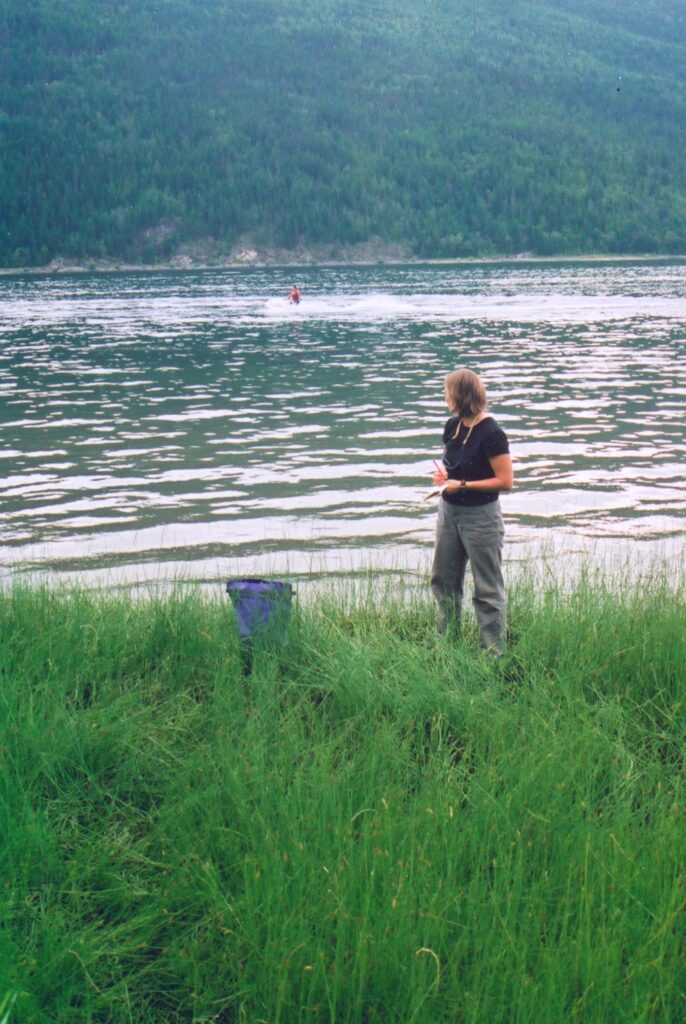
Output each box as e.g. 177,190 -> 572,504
430,498 -> 506,655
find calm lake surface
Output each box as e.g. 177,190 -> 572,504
1,260 -> 685,591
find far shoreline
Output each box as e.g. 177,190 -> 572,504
1,252 -> 685,276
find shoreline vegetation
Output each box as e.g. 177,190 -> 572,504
1,249 -> 685,276
2,568 -> 685,1022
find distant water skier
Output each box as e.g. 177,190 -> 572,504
289,283 -> 301,304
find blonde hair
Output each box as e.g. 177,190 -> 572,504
444,368 -> 487,418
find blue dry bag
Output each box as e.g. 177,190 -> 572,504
225,578 -> 293,640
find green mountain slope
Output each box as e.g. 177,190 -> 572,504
1,0 -> 685,265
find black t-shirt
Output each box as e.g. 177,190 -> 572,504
441,415 -> 510,506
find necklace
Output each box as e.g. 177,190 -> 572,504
452,412 -> 485,444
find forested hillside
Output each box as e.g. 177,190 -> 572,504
1,0 -> 685,265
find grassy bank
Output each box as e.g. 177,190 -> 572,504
1,572 -> 685,1023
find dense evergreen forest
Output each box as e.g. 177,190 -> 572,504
1,0 -> 685,266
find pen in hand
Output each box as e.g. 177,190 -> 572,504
425,459 -> 447,499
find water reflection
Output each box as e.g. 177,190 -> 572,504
1,261 -> 684,587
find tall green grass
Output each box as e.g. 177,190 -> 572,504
1,571 -> 685,1023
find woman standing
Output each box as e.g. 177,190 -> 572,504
430,368 -> 513,655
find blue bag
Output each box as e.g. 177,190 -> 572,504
225,578 -> 293,640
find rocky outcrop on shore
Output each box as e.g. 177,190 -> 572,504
18,237 -> 413,274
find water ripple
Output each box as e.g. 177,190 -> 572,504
1,260 -> 685,584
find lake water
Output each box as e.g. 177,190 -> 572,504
1,260 -> 685,592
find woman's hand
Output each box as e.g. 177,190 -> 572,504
432,461 -> 448,486
438,455 -> 513,497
